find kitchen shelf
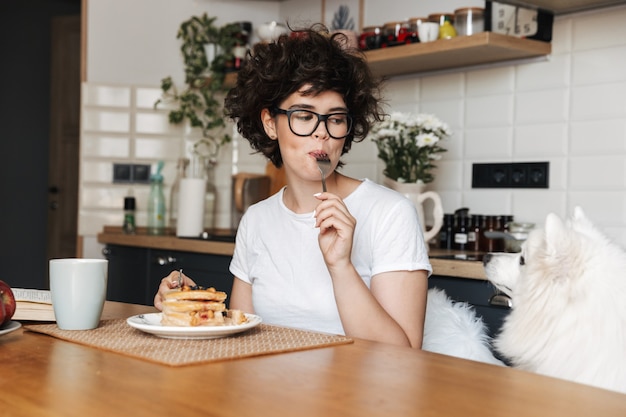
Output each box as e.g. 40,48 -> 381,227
499,0 -> 625,14
364,32 -> 551,77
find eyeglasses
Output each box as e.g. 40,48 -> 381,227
273,107 -> 353,139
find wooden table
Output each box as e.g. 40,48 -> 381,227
2,302 -> 624,416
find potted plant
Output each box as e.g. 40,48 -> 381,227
154,13 -> 242,160
370,111 -> 451,184
370,112 -> 451,243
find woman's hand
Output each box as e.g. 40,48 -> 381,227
314,192 -> 356,269
153,270 -> 197,310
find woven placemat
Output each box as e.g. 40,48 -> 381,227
24,319 -> 353,367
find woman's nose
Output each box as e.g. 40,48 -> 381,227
312,120 -> 330,140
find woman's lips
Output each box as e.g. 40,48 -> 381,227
310,150 -> 328,159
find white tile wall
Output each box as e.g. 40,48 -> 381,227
79,84 -> 237,238
80,5 -> 626,249
382,5 -> 626,246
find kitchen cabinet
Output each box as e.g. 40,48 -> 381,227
429,274 -> 510,339
428,274 -> 511,362
98,228 -> 509,338
103,244 -> 233,306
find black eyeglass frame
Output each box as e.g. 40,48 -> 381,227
272,107 -> 353,140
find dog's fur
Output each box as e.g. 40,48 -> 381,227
484,207 -> 626,393
423,288 -> 504,365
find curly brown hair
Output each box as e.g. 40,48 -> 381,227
223,25 -> 386,168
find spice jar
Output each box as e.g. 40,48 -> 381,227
360,26 -> 383,50
407,17 -> 427,44
428,13 -> 454,26
382,20 -> 411,46
454,7 -> 484,36
409,16 -> 428,32
506,222 -> 534,253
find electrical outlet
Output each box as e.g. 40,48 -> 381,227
113,163 -> 132,183
472,162 -> 549,188
112,163 -> 151,183
132,164 -> 151,183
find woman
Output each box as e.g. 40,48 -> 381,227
155,26 -> 431,348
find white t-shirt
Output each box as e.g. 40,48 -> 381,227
229,178 -> 431,335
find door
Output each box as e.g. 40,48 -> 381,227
47,15 -> 81,260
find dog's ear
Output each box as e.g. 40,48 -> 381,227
571,206 -> 594,231
573,206 -> 586,220
544,213 -> 567,255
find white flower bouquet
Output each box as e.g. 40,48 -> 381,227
370,112 -> 451,184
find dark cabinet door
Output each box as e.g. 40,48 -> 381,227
105,245 -> 234,307
147,250 -> 234,307
428,275 -> 510,339
103,245 -> 150,305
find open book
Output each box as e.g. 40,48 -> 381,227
12,288 -> 55,321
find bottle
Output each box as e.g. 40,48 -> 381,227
123,195 -> 136,234
202,157 -> 217,231
439,16 -> 457,39
168,158 -> 189,232
439,213 -> 455,249
481,215 -> 504,252
453,208 -> 470,251
467,214 -> 482,252
147,161 -> 166,236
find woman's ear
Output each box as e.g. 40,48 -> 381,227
261,108 -> 278,140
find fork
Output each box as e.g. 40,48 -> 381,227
177,269 -> 183,288
315,155 -> 332,192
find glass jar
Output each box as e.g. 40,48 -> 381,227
360,26 -> 383,50
382,20 -> 411,46
454,7 -> 484,36
408,16 -> 428,33
506,222 -> 534,253
428,13 -> 454,27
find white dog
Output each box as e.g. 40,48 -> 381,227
483,207 -> 626,393
423,288 -> 504,366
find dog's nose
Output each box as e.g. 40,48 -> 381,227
483,253 -> 492,266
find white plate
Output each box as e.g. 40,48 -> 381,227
126,313 -> 262,339
0,321 -> 22,336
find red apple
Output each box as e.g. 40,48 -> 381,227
0,280 -> 16,326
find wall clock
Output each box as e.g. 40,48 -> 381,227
484,1 -> 554,42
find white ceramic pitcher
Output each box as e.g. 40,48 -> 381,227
383,177 -> 444,245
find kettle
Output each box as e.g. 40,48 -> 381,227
231,173 -> 271,229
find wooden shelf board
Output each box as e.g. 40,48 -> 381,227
365,32 -> 551,77
509,0 -> 625,14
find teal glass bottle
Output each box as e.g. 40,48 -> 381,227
147,161 -> 166,235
